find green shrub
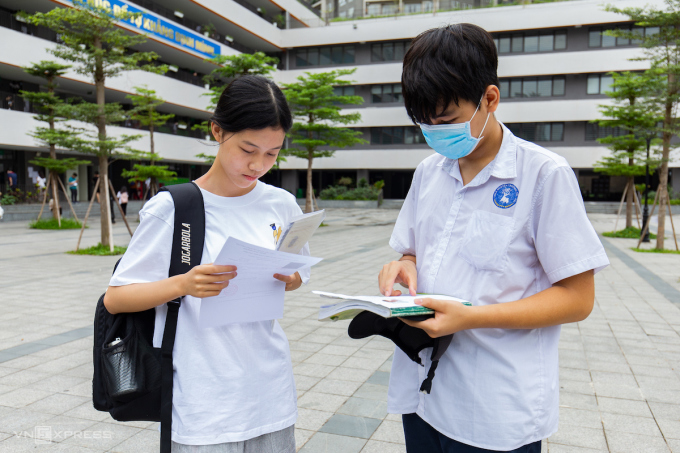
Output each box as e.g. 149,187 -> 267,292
1,194 -> 17,205
602,226 -> 656,239
320,184 -> 379,200
30,218 -> 83,229
68,243 -> 127,256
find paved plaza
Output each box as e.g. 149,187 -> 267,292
0,208 -> 680,452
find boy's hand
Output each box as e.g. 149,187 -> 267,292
379,258 -> 417,296
181,264 -> 237,298
274,272 -> 302,291
401,298 -> 473,338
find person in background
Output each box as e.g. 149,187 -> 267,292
36,172 -> 46,192
7,169 -> 18,191
117,186 -> 129,216
68,173 -> 78,203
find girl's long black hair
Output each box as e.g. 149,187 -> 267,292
210,75 -> 292,134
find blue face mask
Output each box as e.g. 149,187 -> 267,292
419,98 -> 491,160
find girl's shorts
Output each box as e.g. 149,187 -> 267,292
171,425 -> 295,453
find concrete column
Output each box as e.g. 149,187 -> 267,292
78,164 -> 89,201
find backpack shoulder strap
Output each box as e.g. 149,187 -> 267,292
157,182 -> 205,453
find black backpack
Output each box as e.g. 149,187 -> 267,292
93,182 -> 205,453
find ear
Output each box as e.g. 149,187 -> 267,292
210,122 -> 222,142
484,85 -> 500,114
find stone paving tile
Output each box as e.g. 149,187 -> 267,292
319,414 -> 382,439
1,212 -> 680,451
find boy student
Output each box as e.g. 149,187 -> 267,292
378,24 -> 609,452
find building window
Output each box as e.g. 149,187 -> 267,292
585,123 -> 627,141
586,74 -> 614,95
371,84 -> 402,103
507,123 -> 564,142
296,45 -> 355,67
370,127 -> 425,145
333,86 -> 356,96
494,30 -> 567,54
588,25 -> 659,48
499,76 -> 566,99
371,41 -> 410,62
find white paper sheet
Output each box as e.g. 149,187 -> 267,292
277,210 -> 325,254
199,238 -> 322,327
313,291 -> 468,309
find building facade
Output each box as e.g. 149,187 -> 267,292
0,0 -> 676,202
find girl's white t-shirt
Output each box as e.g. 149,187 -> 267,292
109,181 -> 311,445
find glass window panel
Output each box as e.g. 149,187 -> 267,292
333,87 -> 342,96
551,123 -> 564,141
296,50 -> 307,67
371,85 -> 382,103
524,35 -> 539,52
320,47 -> 331,65
499,80 -> 509,99
600,75 -> 614,93
423,0 -> 432,12
511,34 -> 523,53
344,86 -> 355,96
589,29 -> 601,47
536,123 -> 551,141
552,77 -> 565,96
522,123 -> 536,141
367,3 -> 380,15
632,27 -> 644,44
510,79 -> 522,98
602,30 -> 616,47
617,27 -> 630,46
537,78 -> 552,97
383,43 -> 394,61
371,128 -> 381,144
308,48 -> 319,65
523,78 -> 538,97
383,84 -> 393,102
645,26 -> 660,37
415,128 -> 425,144
394,42 -> 405,60
344,45 -> 355,63
587,75 -> 600,95
405,127 -> 414,144
585,123 -> 598,141
493,38 -> 499,51
383,3 -> 397,14
554,31 -> 567,50
331,46 -> 343,64
539,34 -> 553,52
371,44 -> 382,61
393,127 -> 404,144
499,36 -> 511,53
381,127 -> 393,145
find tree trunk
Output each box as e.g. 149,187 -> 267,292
48,75 -> 60,221
94,39 -> 112,249
656,100 -> 672,250
626,175 -> 634,229
149,123 -> 155,158
51,172 -> 61,226
306,151 -> 314,213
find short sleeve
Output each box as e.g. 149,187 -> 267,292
532,166 -> 609,284
389,167 -> 421,256
109,195 -> 174,287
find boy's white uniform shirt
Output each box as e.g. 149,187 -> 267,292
110,181 -> 310,445
389,123 -> 609,450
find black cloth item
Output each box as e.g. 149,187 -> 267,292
348,311 -> 452,394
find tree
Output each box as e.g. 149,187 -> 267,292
19,61 -> 89,223
607,1 -> 680,249
122,86 -> 177,200
193,52 -> 279,163
282,69 -> 367,213
593,71 -> 660,228
24,1 -> 164,249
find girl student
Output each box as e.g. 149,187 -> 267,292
104,75 -> 308,452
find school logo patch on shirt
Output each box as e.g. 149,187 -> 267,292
271,223 -> 282,244
493,184 -> 519,209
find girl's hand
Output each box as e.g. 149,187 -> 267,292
274,272 -> 302,291
180,264 -> 237,298
379,258 -> 417,296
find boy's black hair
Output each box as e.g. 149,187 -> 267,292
402,23 -> 499,125
211,75 -> 292,134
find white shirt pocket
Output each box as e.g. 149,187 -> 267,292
458,210 -> 515,271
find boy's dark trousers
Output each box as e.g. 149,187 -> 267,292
402,413 -> 541,453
